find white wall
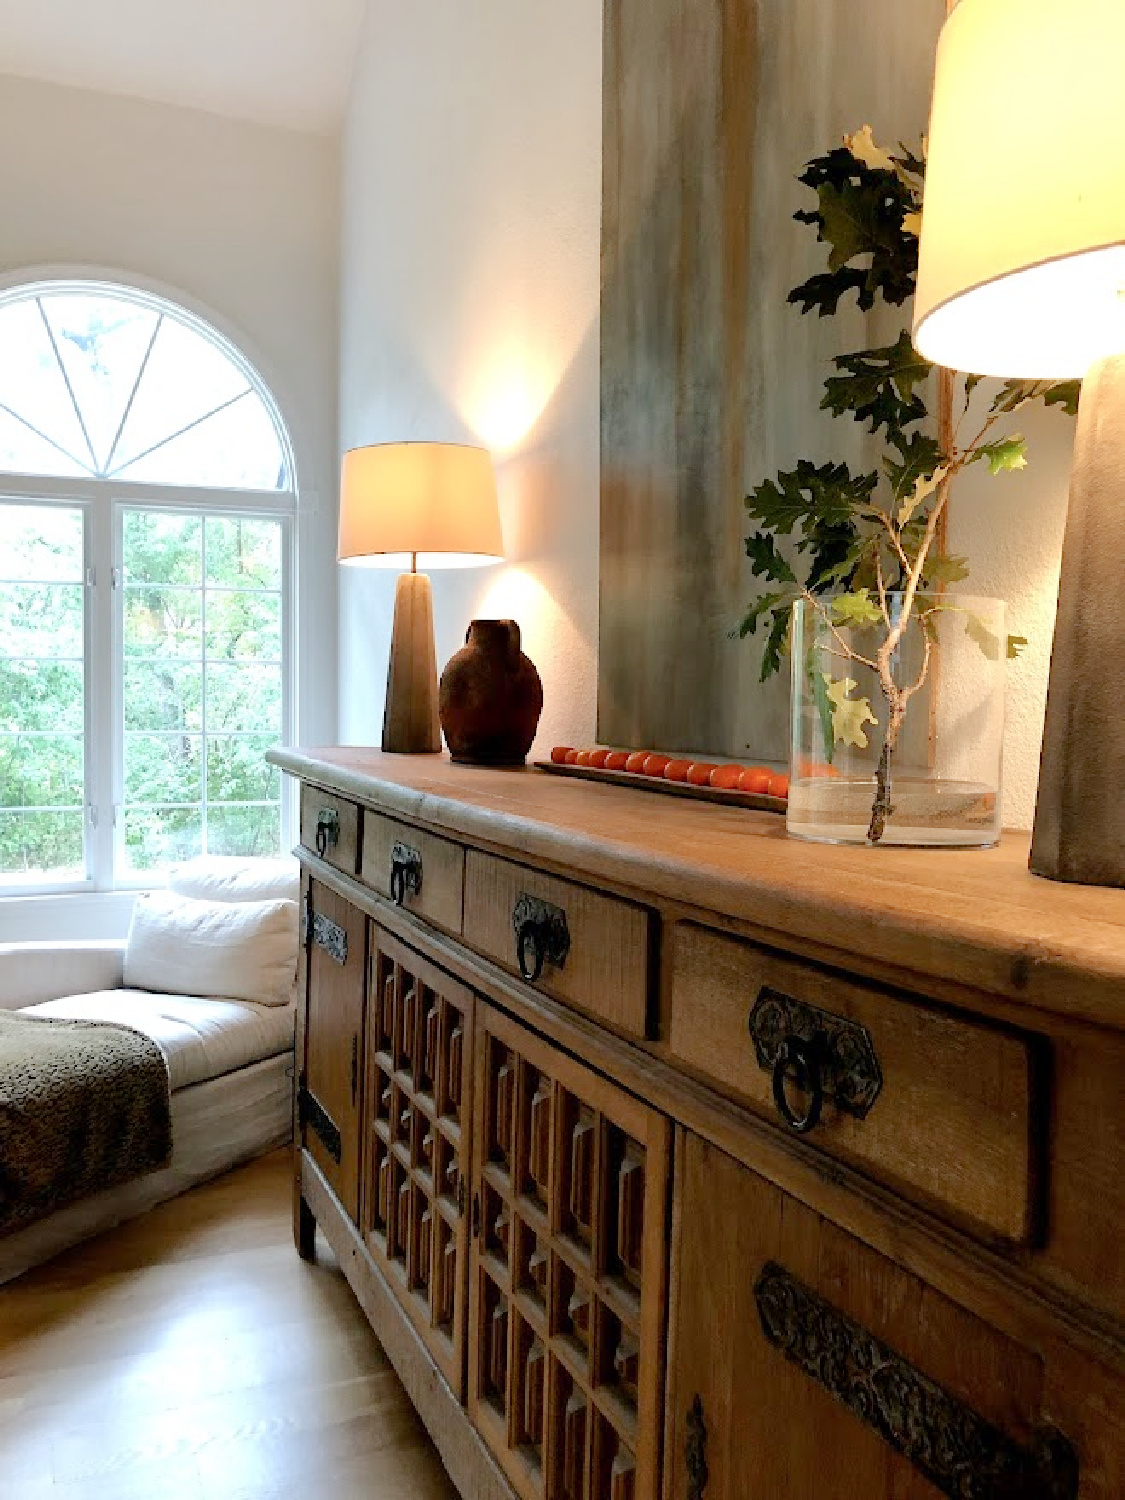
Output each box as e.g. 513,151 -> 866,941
339,0 -> 603,759
0,73 -> 340,937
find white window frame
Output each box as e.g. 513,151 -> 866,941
0,281 -> 299,899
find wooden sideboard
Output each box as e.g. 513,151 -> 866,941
270,747 -> 1125,1500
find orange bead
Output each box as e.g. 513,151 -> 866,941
709,764 -> 744,790
642,753 -> 671,777
575,750 -> 593,766
604,750 -> 629,771
551,746 -> 573,765
587,749 -> 610,768
738,767 -> 771,795
686,763 -> 718,786
664,759 -> 692,782
564,749 -> 579,764
767,772 -> 790,800
624,751 -> 649,773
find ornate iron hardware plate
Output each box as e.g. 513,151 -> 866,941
298,1081 -> 343,1165
749,986 -> 882,1128
512,893 -> 570,983
314,807 -> 340,857
754,1262 -> 1079,1500
303,908 -> 348,965
390,841 -> 423,905
685,1393 -> 709,1500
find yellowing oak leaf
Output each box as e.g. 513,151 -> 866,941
825,674 -> 879,749
830,589 -> 883,629
843,125 -> 895,173
898,462 -> 949,525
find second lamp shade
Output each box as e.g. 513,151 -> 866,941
338,441 -> 504,567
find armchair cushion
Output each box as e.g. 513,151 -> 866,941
167,855 -> 300,905
123,891 -> 298,1007
0,941 -> 125,1011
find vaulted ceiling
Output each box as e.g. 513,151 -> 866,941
0,0 -> 367,135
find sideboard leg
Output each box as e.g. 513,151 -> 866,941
295,1189 -> 317,1261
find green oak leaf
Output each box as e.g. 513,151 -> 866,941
745,532 -> 796,583
822,331 -> 933,437
922,552 -> 971,587
808,650 -> 836,764
975,436 -> 1028,475
830,589 -> 882,629
965,612 -> 1001,660
745,460 -> 878,536
825,675 -> 879,749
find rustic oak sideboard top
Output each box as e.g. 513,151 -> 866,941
269,747 -> 1125,1033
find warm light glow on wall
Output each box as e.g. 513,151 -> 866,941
457,351 -> 556,455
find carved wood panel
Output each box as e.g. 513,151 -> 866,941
363,924 -> 474,1400
469,1002 -> 670,1500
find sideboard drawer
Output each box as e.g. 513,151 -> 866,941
361,811 -> 465,936
463,851 -> 654,1039
668,923 -> 1041,1243
300,786 -> 360,875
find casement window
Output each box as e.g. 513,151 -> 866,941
0,282 -> 296,893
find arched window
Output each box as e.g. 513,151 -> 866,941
0,281 -> 295,892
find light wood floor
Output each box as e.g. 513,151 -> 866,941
0,1151 -> 459,1500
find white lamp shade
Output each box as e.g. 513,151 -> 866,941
338,441 -> 504,569
914,0 -> 1125,378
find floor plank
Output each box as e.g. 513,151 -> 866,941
0,1151 -> 458,1500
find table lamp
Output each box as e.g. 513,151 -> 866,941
338,441 -> 504,753
913,0 -> 1125,886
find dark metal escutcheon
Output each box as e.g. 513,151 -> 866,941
303,909 -> 347,965
390,841 -> 423,906
512,893 -> 570,983
754,1261 -> 1079,1500
298,1080 -> 343,1165
749,986 -> 881,1133
315,807 -> 340,858
685,1393 -> 709,1500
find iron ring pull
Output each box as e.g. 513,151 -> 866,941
389,843 -> 422,907
315,808 -> 339,858
772,1032 -> 825,1134
517,921 -> 546,983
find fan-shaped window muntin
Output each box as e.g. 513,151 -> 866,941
0,285 -> 291,492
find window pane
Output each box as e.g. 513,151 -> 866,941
0,299 -> 92,471
123,587 -> 203,658
112,390 -> 286,490
205,661 -> 281,734
123,511 -> 202,586
124,662 -> 202,733
207,804 -> 280,858
205,589 -> 281,661
0,733 -> 84,807
123,733 -> 202,805
0,583 -> 83,658
0,811 -> 84,878
42,293 -> 159,474
206,735 -> 280,803
120,807 -> 202,873
0,504 -> 84,582
205,516 -> 282,589
110,316 -> 250,475
0,661 -> 84,732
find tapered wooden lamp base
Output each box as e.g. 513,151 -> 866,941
382,571 -> 441,754
1030,353 -> 1125,886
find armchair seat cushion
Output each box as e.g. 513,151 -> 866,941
21,990 -> 294,1091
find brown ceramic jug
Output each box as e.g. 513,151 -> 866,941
439,619 -> 543,765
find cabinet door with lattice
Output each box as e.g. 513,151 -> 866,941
469,1002 -> 671,1500
363,925 -> 474,1400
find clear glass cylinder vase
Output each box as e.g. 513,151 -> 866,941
788,593 -> 1006,847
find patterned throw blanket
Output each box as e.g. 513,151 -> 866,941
0,1011 -> 172,1237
